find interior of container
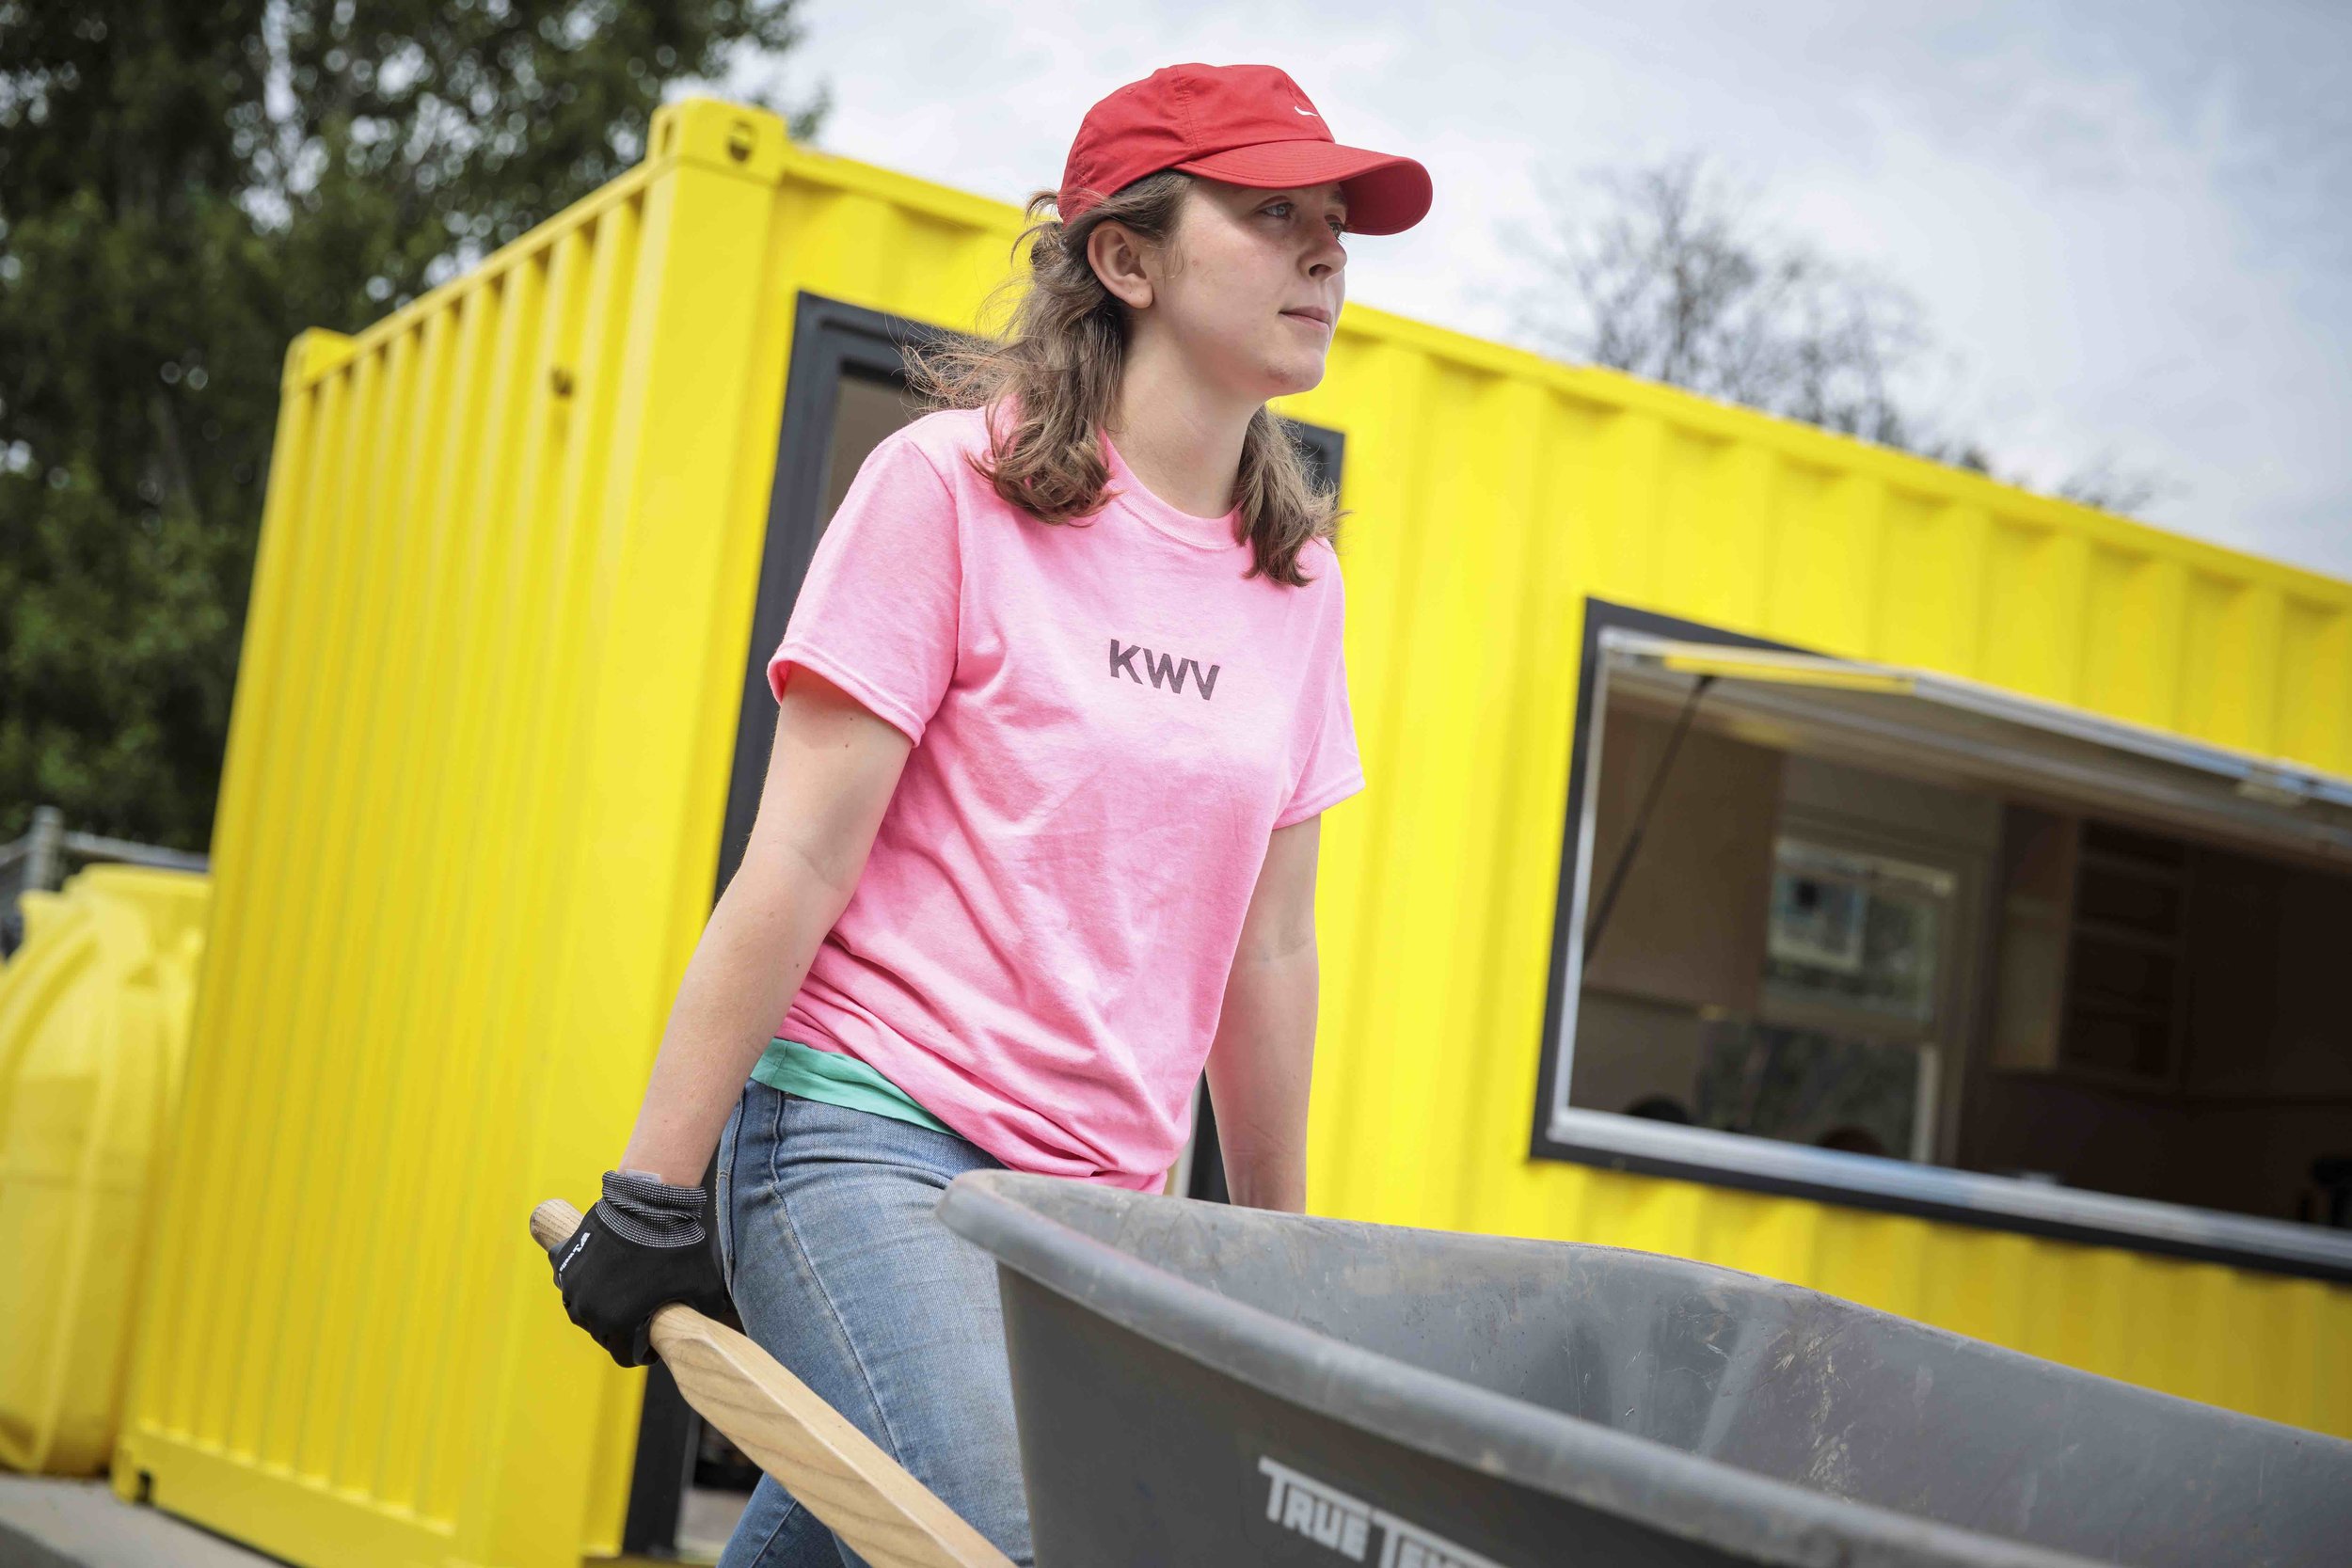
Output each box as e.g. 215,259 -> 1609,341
1562,615 -> 2352,1231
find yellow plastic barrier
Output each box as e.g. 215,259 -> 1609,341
0,865 -> 208,1474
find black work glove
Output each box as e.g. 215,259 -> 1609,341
549,1168 -> 735,1368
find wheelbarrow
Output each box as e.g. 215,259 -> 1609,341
534,1172 -> 2352,1567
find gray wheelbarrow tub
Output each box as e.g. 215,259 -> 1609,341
936,1170 -> 2352,1568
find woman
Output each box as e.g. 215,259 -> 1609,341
550,62 -> 1431,1566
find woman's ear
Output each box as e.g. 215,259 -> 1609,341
1086,220 -> 1156,312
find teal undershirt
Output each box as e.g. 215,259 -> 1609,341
750,1036 -> 954,1136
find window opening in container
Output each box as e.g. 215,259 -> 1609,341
1534,598 -> 2352,1281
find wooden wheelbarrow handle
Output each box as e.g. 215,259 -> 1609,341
531,1198 -> 1017,1568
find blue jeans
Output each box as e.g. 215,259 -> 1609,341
712,1080 -> 1035,1567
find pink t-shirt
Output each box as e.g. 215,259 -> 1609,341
768,404 -> 1364,1190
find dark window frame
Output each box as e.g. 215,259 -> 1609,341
1527,597 -> 2352,1285
1527,597 -> 1798,1169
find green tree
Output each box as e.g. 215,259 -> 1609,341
0,2 -> 829,849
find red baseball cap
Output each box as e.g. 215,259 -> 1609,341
1058,64 -> 1432,236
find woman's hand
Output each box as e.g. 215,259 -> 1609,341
549,1169 -> 735,1367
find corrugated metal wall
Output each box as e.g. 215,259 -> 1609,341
117,94 -> 2352,1568
1287,326 -> 2352,1435
114,104 -> 815,1567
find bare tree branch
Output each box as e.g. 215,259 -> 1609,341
1513,153 -> 2172,513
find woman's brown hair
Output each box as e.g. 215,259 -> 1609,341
902,170 -> 1347,588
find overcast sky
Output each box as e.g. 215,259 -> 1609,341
708,0 -> 2351,582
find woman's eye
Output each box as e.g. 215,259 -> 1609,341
1264,200 -> 1344,238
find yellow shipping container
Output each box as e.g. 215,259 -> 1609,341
114,97 -> 2352,1567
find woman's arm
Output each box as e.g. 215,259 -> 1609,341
1200,815 -> 1327,1212
617,667 -> 914,1185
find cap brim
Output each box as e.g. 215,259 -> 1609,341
1171,141 -> 1432,235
